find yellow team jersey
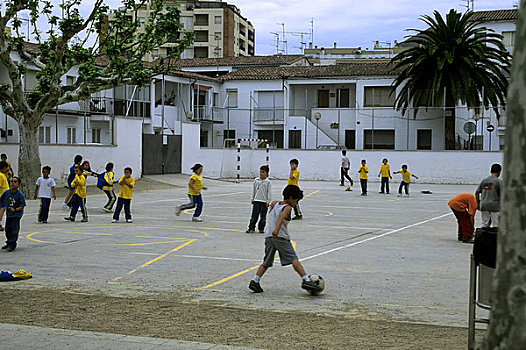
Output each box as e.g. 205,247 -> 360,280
288,169 -> 300,186
188,174 -> 203,195
0,172 -> 8,193
400,170 -> 412,183
379,164 -> 390,177
102,171 -> 114,191
359,166 -> 369,179
118,176 -> 135,199
72,174 -> 87,198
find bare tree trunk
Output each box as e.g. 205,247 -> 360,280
445,94 -> 456,150
481,5 -> 526,349
18,118 -> 41,197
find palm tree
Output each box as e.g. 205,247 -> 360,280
390,9 -> 511,150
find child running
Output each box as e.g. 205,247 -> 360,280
64,165 -> 88,222
0,161 -> 10,231
248,185 -> 321,294
0,176 -> 26,252
358,159 -> 369,196
175,163 -> 207,222
393,164 -> 419,196
288,159 -> 302,220
246,165 -> 271,233
112,167 -> 135,223
98,162 -> 116,213
63,154 -> 83,210
377,158 -> 392,194
34,166 -> 56,223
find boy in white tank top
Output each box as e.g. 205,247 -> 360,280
248,185 -> 322,294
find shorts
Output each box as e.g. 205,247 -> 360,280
262,237 -> 298,267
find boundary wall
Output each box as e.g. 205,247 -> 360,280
1,117 -> 142,186
182,122 -> 503,184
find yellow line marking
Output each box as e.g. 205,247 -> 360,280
110,239 -> 197,283
25,232 -> 58,244
108,281 -> 125,284
323,211 -> 333,217
111,240 -> 190,246
304,190 -> 320,198
198,241 -> 297,290
133,225 -> 234,234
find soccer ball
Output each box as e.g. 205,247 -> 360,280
344,187 -> 352,191
307,274 -> 325,295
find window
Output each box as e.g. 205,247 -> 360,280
364,86 -> 395,107
417,129 -> 432,150
345,130 -> 355,150
66,76 -> 76,86
502,31 -> 515,47
317,90 -> 330,108
195,14 -> 209,26
364,130 -> 395,149
200,130 -> 208,147
194,47 -> 209,58
213,92 -> 219,107
337,88 -> 350,108
213,47 -> 221,57
67,127 -> 77,144
214,32 -> 221,40
195,30 -> 209,42
227,89 -> 238,108
223,129 -> 236,147
138,17 -> 146,26
38,126 -> 51,144
92,128 -> 101,143
214,16 -> 222,24
258,130 -> 284,148
289,130 -> 301,149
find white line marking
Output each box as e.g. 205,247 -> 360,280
302,213 -> 453,261
129,252 -> 160,256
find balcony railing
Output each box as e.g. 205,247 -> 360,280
254,108 -> 285,122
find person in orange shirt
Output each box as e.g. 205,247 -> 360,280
448,193 -> 477,243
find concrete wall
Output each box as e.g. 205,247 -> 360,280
182,121 -> 503,184
1,117 -> 143,185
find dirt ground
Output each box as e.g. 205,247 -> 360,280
1,286 -> 475,350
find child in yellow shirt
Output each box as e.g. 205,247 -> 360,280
175,163 -> 207,222
393,164 -> 419,197
64,166 -> 88,222
358,159 -> 369,196
377,158 -> 392,194
0,161 -> 10,231
112,167 -> 135,223
288,159 -> 302,220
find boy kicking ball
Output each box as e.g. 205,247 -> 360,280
248,185 -> 322,294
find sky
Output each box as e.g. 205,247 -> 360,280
11,0 -> 518,55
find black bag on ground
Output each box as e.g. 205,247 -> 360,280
473,227 -> 498,268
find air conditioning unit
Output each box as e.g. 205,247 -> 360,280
187,4 -> 194,10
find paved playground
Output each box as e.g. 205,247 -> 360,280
0,175 -> 484,349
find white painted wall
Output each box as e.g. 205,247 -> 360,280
0,117 -> 142,185
181,121 -> 503,184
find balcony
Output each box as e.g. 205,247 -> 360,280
254,108 -> 285,124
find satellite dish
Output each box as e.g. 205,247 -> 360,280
463,121 -> 476,135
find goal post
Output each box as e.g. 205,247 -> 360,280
236,138 -> 269,183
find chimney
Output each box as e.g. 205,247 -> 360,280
333,42 -> 337,48
374,41 -> 379,49
394,40 -> 399,47
309,42 -> 313,49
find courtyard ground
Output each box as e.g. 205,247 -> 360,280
0,175 -> 486,349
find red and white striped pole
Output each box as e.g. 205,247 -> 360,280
236,138 -> 241,183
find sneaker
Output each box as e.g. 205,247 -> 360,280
102,208 -> 112,213
126,219 -> 133,223
6,246 -> 15,252
64,216 -> 75,222
397,194 -> 402,197
42,220 -> 47,224
291,215 -> 303,220
112,219 -> 118,223
249,280 -> 263,293
62,203 -> 69,210
192,217 -> 202,222
339,183 -> 344,186
463,237 -> 475,244
246,229 -> 255,233
360,193 -> 366,196
301,280 -> 322,293
258,229 -> 265,234
175,206 -> 181,216
81,217 -> 88,222
379,191 -> 384,194
404,194 -> 410,197
1,244 -> 8,249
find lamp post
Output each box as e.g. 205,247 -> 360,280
314,112 -> 321,149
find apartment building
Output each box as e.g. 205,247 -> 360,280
304,41 -> 405,65
111,0 -> 255,61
